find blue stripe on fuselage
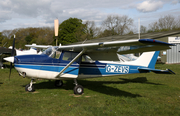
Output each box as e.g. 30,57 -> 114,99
15,62 -> 146,76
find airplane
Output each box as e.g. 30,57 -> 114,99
0,44 -> 42,69
4,38 -> 175,95
9,43 -> 43,56
117,53 -> 138,62
117,53 -> 161,62
0,47 -> 15,68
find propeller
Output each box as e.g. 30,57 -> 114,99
9,35 -> 16,80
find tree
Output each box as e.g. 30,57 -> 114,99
1,27 -> 54,49
177,16 -> 180,29
101,15 -> 119,36
0,32 -> 4,46
25,34 -> 34,44
158,15 -> 176,30
98,29 -> 113,37
74,23 -> 87,42
2,37 -> 9,48
148,15 -> 180,32
117,15 -> 134,35
148,22 -> 160,32
127,30 -> 134,35
84,21 -> 98,39
1,35 -> 14,48
58,18 -> 86,45
101,15 -> 134,37
2,30 -> 12,39
140,25 -> 147,33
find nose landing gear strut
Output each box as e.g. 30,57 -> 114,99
25,79 -> 35,92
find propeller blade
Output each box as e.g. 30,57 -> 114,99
9,35 -> 15,80
9,62 -> 12,81
11,35 -> 15,56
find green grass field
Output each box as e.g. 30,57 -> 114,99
0,64 -> 180,116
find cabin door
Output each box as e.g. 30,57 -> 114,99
58,51 -> 81,78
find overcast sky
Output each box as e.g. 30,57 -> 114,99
0,0 -> 180,32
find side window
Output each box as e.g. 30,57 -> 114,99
63,52 -> 71,60
62,52 -> 79,61
81,55 -> 93,62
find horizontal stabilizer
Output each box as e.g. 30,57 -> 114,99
25,44 -> 52,49
138,68 -> 175,74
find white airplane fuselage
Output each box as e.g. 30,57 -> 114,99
13,50 -> 160,80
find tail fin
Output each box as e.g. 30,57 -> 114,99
131,51 -> 175,74
128,51 -> 160,68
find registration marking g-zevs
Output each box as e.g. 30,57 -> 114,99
106,65 -> 129,73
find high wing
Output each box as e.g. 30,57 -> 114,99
57,39 -> 173,52
25,39 -> 174,61
57,39 -> 174,61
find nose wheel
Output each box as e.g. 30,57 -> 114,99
73,79 -> 84,95
25,79 -> 35,92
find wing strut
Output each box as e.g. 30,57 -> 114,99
56,49 -> 85,78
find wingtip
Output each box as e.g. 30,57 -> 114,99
139,39 -> 175,46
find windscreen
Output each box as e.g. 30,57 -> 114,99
42,47 -> 60,59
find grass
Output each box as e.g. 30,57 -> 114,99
0,64 -> 180,116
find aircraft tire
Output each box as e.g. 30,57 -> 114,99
55,80 -> 63,87
25,84 -> 35,92
74,85 -> 84,95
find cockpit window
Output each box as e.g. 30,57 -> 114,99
42,47 -> 52,56
53,51 -> 61,59
42,47 -> 61,59
50,51 -> 61,59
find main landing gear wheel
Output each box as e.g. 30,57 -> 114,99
73,79 -> 83,95
25,84 -> 35,92
74,85 -> 84,95
55,80 -> 63,87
